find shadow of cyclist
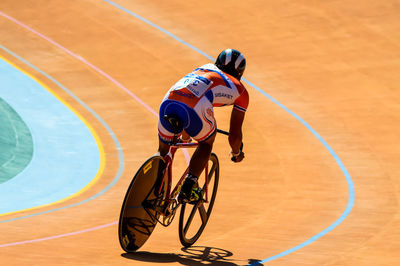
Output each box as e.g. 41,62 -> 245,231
121,246 -> 264,265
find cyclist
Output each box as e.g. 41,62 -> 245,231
158,49 -> 249,203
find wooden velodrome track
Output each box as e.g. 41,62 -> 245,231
1,0 -> 399,265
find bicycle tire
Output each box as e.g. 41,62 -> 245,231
118,155 -> 167,252
178,152 -> 219,247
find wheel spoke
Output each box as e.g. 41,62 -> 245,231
183,205 -> 197,234
198,203 -> 208,224
208,163 -> 216,180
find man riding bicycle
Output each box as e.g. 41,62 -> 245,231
158,49 -> 249,203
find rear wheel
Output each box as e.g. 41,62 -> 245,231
118,155 -> 167,252
178,153 -> 219,247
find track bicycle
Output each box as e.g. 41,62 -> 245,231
118,118 -> 228,252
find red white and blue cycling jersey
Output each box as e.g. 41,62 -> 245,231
158,63 -> 249,143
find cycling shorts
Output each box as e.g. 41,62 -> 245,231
158,98 -> 216,143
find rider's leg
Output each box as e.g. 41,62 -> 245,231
179,132 -> 216,202
188,132 -> 216,177
154,139 -> 171,196
158,139 -> 170,157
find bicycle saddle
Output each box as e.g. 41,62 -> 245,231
163,114 -> 183,134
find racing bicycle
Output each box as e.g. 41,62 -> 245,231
118,116 -> 228,252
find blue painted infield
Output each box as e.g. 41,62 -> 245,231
0,56 -> 100,215
102,1 -> 355,263
0,44 -> 124,223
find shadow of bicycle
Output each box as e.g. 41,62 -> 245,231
121,246 -> 264,265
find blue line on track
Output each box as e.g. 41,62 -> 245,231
102,1 -> 355,263
0,45 -> 125,223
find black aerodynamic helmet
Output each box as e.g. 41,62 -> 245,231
215,49 -> 246,79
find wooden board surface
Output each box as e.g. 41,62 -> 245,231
1,0 -> 399,265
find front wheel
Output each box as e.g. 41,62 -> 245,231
178,152 -> 219,247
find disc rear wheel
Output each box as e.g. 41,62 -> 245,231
118,155 -> 166,252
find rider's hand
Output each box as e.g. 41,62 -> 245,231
231,150 -> 245,162
230,142 -> 244,162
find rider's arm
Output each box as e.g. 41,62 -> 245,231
229,85 -> 248,160
229,108 -> 245,162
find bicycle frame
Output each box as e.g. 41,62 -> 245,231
157,142 -> 210,204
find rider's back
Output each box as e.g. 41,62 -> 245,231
164,63 -> 249,113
